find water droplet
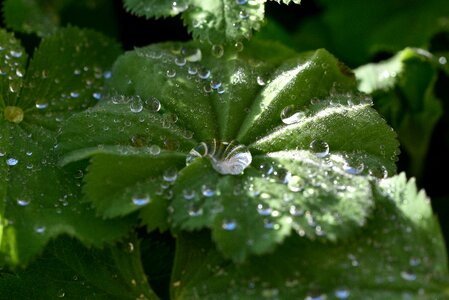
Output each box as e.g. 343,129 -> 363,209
210,80 -> 222,90
149,145 -> 161,155
335,288 -> 350,299
188,205 -> 203,217
56,289 -> 65,298
343,161 -> 364,175
132,193 -> 150,206
10,50 -> 22,58
198,67 -> 211,79
70,91 -> 80,98
201,184 -> 215,197
239,10 -> 249,19
409,257 -> 421,267
16,69 -> 23,77
257,203 -> 272,216
34,225 -> 46,234
172,1 -> 188,13
236,0 -> 248,4
305,292 -> 327,300
211,44 -> 224,58
256,76 -> 266,86
288,175 -> 304,192
130,97 -> 143,113
222,219 -> 237,231
400,270 -> 417,281
6,158 -> 18,166
182,188 -> 196,200
439,56 -> 447,65
259,162 -> 274,176
92,92 -> 102,100
281,105 -> 305,125
188,66 -> 198,75
175,57 -> 187,66
166,69 -> 176,78
4,106 -> 24,123
17,198 -> 29,206
289,205 -> 304,216
309,140 -> 329,158
163,167 -> 178,182
234,41 -> 244,52
182,47 -> 202,62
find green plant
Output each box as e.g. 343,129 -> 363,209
0,0 -> 448,299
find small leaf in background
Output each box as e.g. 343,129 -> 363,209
171,173 -> 449,299
292,0 -> 449,66
59,40 -> 399,262
3,0 -> 118,38
0,236 -> 159,300
123,0 -> 300,45
0,27 -> 133,267
355,48 -> 444,178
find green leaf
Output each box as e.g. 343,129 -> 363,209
0,27 -> 132,267
355,48 -> 443,177
0,236 -> 159,299
123,0 -> 303,44
293,0 -> 449,66
3,0 -> 119,38
59,40 -> 399,262
171,174 -> 449,299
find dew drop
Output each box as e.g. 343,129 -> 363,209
56,289 -> 65,298
10,50 -> 22,58
188,205 -> 203,217
256,76 -> 266,86
188,66 -> 198,75
34,225 -> 46,234
343,162 -> 364,175
239,10 -> 249,19
409,257 -> 421,267
132,193 -> 150,206
172,1 -> 188,13
439,56 -> 447,65
15,69 -> 23,77
257,203 -> 272,216
182,48 -> 202,62
6,158 -> 18,166
163,167 -> 178,182
305,292 -> 327,300
166,68 -> 176,78
92,92 -> 102,100
182,188 -> 196,200
198,67 -> 211,79
210,80 -> 222,90
211,44 -> 224,58
175,57 -> 187,66
309,140 -> 329,158
400,270 -> 417,281
281,105 -> 305,125
130,97 -> 143,113
201,184 -> 215,197
288,175 -> 304,192
149,145 -> 161,155
17,198 -> 30,206
236,0 -> 248,4
335,288 -> 350,299
70,91 -> 80,98
146,97 -> 161,112
35,100 -> 48,109
222,219 -> 237,231
234,41 -> 244,52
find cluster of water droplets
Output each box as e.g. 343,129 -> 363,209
186,139 -> 252,175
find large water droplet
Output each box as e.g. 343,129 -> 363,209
182,47 -> 202,62
182,188 -> 196,200
186,140 -> 252,175
4,106 -> 24,123
56,289 -> 65,298
309,140 -> 329,158
149,145 -> 161,155
343,161 -> 364,175
132,193 -> 150,206
281,105 -> 305,125
130,97 -> 143,113
201,184 -> 216,197
172,1 -> 188,13
6,158 -> 18,166
211,44 -> 224,58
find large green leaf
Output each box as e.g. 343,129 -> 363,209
355,48 -> 443,177
3,0 -> 118,38
292,0 -> 449,66
171,174 -> 449,299
59,40 -> 399,262
0,236 -> 159,299
0,27 -> 133,267
123,0 -> 300,44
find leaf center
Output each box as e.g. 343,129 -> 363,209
186,139 -> 252,175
